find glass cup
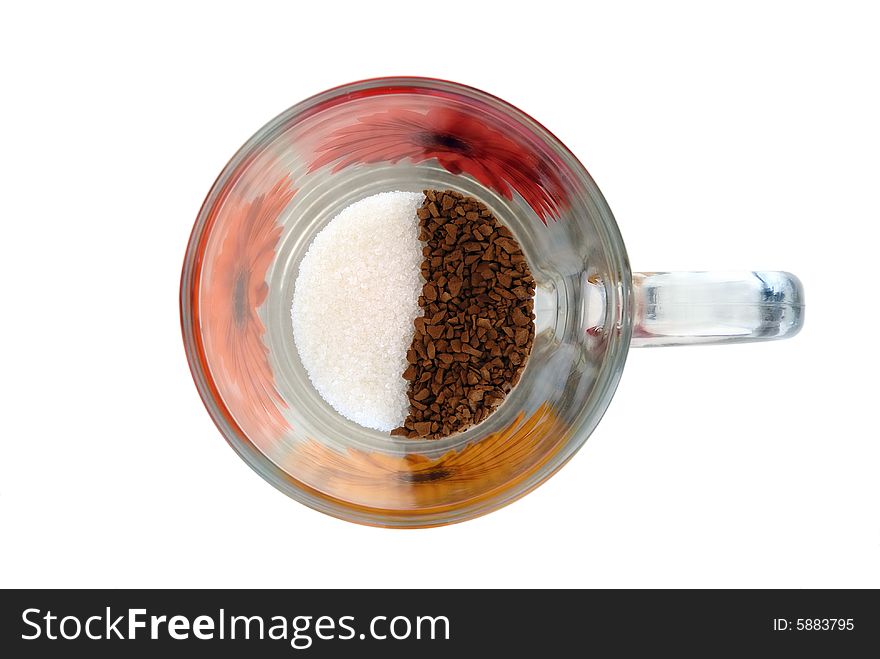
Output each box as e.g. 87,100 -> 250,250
180,77 -> 804,527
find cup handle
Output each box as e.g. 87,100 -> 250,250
630,271 -> 804,347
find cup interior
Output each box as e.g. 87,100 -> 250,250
181,78 -> 632,526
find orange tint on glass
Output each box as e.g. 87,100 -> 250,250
279,403 -> 567,518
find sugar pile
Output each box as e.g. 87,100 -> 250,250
291,191 -> 424,431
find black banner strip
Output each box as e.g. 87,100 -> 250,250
1,589 -> 876,656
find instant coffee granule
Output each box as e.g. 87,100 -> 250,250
392,190 -> 535,439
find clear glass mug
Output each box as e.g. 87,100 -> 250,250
181,77 -> 804,527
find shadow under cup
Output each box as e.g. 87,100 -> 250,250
181,78 -> 631,527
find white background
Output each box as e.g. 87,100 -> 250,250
2,1 -> 878,588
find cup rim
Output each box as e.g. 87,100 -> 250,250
180,76 -> 633,527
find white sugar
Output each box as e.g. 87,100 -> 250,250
291,191 -> 424,431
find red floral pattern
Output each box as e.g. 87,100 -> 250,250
201,176 -> 296,442
309,107 -> 568,221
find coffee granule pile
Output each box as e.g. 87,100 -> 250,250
391,190 -> 535,439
